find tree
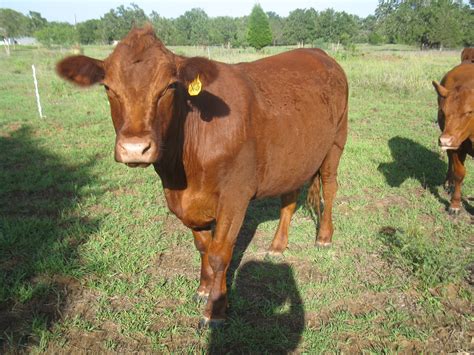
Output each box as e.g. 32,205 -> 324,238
0,9 -> 28,39
267,11 -> 286,45
234,16 -> 249,47
150,11 -> 177,44
35,22 -> 77,46
423,0 -> 464,49
283,8 -> 316,47
77,19 -> 101,44
316,9 -> 359,45
374,0 -> 469,48
247,4 -> 272,50
209,16 -> 238,46
460,3 -> 474,45
27,11 -> 47,35
99,3 -> 148,43
175,8 -> 210,45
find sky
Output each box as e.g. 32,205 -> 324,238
1,0 -> 380,23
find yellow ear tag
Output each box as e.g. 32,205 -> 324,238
188,75 -> 202,96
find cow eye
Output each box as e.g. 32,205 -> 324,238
168,82 -> 178,90
158,82 -> 178,100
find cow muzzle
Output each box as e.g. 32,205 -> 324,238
438,135 -> 459,151
115,136 -> 159,168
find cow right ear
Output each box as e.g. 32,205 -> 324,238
432,81 -> 449,98
177,57 -> 218,96
56,55 -> 105,87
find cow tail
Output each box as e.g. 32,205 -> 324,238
307,171 -> 322,223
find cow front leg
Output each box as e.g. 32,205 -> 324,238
444,151 -> 454,192
267,189 -> 299,257
192,228 -> 213,302
200,203 -> 248,327
448,150 -> 467,214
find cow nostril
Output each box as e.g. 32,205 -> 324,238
142,142 -> 152,155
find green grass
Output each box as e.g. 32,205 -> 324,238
0,43 -> 472,353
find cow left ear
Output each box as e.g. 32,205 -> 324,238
177,57 -> 218,96
432,81 -> 449,98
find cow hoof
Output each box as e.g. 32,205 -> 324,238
264,251 -> 284,261
444,183 -> 454,193
198,317 -> 225,329
315,241 -> 332,248
193,291 -> 209,303
449,207 -> 461,215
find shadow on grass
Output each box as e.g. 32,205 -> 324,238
229,190 -> 312,280
0,126 -> 101,351
378,136 -> 448,207
208,260 -> 304,353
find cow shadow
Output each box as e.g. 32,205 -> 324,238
0,126 -> 101,351
189,91 -> 230,121
378,136 -> 449,208
208,260 -> 305,353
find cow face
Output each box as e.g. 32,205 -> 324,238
56,26 -> 216,168
433,81 -> 474,150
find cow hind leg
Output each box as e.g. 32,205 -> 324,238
313,144 -> 344,247
267,189 -> 299,257
448,150 -> 467,215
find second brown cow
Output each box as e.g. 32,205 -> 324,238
433,63 -> 474,214
56,26 -> 348,326
461,47 -> 474,63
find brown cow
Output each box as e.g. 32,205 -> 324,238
433,63 -> 474,214
56,26 -> 348,326
461,47 -> 474,63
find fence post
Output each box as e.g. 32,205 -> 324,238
32,64 -> 44,118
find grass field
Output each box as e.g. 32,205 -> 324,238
0,43 -> 472,353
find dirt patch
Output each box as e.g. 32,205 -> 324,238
158,213 -> 190,235
51,328 -> 154,353
306,291 -> 389,330
111,186 -> 139,197
366,194 -> 409,215
0,123 -> 23,138
426,283 -> 474,353
148,247 -> 199,281
425,316 -> 474,353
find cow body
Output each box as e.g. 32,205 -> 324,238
57,26 -> 348,325
159,49 -> 347,228
461,47 -> 474,63
433,64 -> 474,214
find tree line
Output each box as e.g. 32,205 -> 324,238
0,1 -> 472,49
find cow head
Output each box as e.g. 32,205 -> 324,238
433,81 -> 474,150
56,25 -> 217,168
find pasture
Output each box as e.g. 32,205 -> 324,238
0,43 -> 472,353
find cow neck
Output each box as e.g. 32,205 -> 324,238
154,81 -> 188,190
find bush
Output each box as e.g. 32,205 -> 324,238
368,32 -> 385,45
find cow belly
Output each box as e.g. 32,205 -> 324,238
255,124 -> 336,198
